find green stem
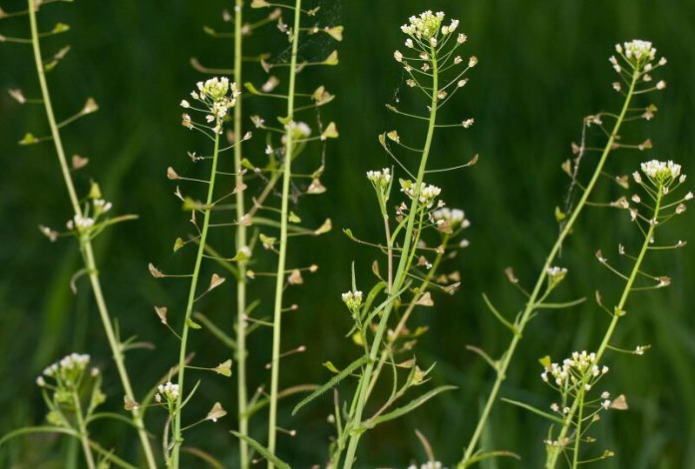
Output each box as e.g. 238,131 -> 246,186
571,389 -> 585,468
546,180 -> 663,469
267,0 -> 302,465
27,2 -> 157,467
171,131 -> 222,467
233,0 -> 249,467
342,44 -> 440,469
74,392 -> 96,469
460,70 -> 641,466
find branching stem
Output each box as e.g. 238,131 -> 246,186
460,69 -> 641,466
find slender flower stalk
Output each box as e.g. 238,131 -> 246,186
233,1 -> 250,466
459,41 -> 663,465
267,1 -> 303,465
171,78 -> 240,467
26,1 -> 156,466
545,159 -> 688,468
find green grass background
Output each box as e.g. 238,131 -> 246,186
1,0 -> 694,467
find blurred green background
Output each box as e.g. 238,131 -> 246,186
1,0 -> 694,467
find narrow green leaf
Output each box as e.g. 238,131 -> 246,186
501,398 -> 564,424
292,356 -> 369,415
0,425 -> 77,447
230,432 -> 291,469
459,450 -> 521,467
365,385 -> 457,429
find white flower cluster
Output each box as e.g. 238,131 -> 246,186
619,40 -> 656,63
181,77 -> 240,134
93,198 -> 112,214
432,207 -> 468,230
155,381 -> 180,403
367,168 -> 392,190
285,121 -> 312,140
400,180 -> 442,208
546,266 -> 568,284
38,353 -> 91,387
640,159 -> 682,182
401,11 -> 446,40
541,351 -> 608,389
67,214 -> 95,231
341,290 -> 363,312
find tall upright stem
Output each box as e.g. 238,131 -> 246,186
461,71 -> 641,465
267,1 -> 302,465
342,44 -> 440,469
171,132 -> 222,467
232,0 -> 250,467
27,1 -> 157,467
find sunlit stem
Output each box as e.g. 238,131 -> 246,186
171,130 -> 222,467
233,0 -> 250,467
27,1 -> 157,467
267,0 -> 302,466
460,69 -> 641,466
342,42 -> 440,469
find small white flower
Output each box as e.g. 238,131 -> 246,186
400,10 -> 448,40
405,38 -> 414,48
180,100 -> 190,108
432,207 -> 467,230
468,56 -> 478,67
656,80 -> 666,90
341,290 -> 363,312
366,168 -> 392,190
158,381 -> 180,402
546,266 -> 568,283
394,50 -> 403,62
640,160 -> 681,181
622,39 -> 656,63
462,118 -> 474,128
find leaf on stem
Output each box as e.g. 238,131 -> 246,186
230,432 -> 291,469
363,385 -> 457,430
292,356 -> 369,415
